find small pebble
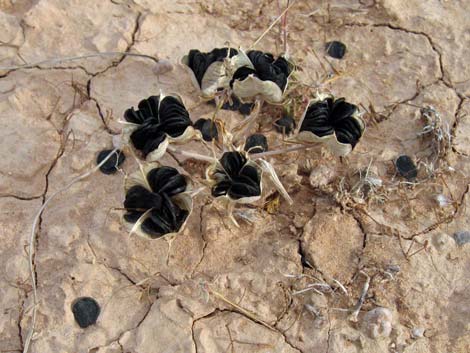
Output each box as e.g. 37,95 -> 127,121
325,41 -> 347,59
274,115 -> 295,135
411,327 -> 425,339
453,230 -> 470,246
194,118 -> 218,142
244,134 -> 268,154
432,233 -> 453,251
72,297 -> 100,328
395,155 -> 418,180
361,307 -> 393,339
96,149 -> 125,175
385,264 -> 400,274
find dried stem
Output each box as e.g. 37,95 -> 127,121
349,271 -> 370,322
249,0 -> 297,50
232,99 -> 263,144
253,144 -> 311,159
167,145 -> 215,163
282,0 -> 291,54
209,288 -> 275,331
23,148 -> 119,353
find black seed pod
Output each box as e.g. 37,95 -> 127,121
210,152 -> 261,200
185,48 -> 238,87
231,51 -> 292,91
300,97 -> 364,149
124,95 -> 192,157
72,297 -> 100,328
194,118 -> 218,141
244,134 -> 268,154
96,149 -> 125,175
231,50 -> 293,103
123,166 -> 190,238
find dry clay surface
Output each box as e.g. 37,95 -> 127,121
1,0 -> 470,352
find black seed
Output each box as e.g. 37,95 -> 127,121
325,41 -> 347,59
274,115 -> 295,134
72,297 -> 100,328
395,155 -> 418,180
222,95 -> 241,111
96,149 -> 125,175
194,118 -> 218,141
244,134 -> 268,154
239,102 -> 255,116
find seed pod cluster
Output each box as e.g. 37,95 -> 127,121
123,165 -> 192,239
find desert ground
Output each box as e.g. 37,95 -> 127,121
1,0 -> 469,352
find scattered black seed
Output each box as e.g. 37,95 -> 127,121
96,149 -> 125,174
194,118 -> 218,141
274,115 -> 295,135
207,96 -> 240,111
239,102 -> 255,116
72,297 -> 100,328
222,95 -> 241,111
395,155 -> 418,180
244,134 -> 268,154
207,95 -> 254,116
325,41 -> 347,59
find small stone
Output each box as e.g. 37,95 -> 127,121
435,194 -> 451,207
361,307 -> 393,339
385,264 -> 400,274
432,233 -> 454,251
72,297 -> 100,328
96,149 -> 125,175
194,118 -> 218,142
453,230 -> 470,246
411,327 -> 425,339
309,164 -> 335,188
325,41 -> 347,59
274,115 -> 295,135
244,134 -> 268,154
395,155 -> 418,180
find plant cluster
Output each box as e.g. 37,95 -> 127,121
120,47 -> 366,239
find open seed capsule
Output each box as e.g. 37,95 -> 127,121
230,50 -> 294,104
295,94 -> 365,156
207,151 -> 262,204
182,48 -> 252,98
122,93 -> 197,161
123,163 -> 193,240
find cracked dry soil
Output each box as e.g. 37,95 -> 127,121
1,0 -> 470,352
